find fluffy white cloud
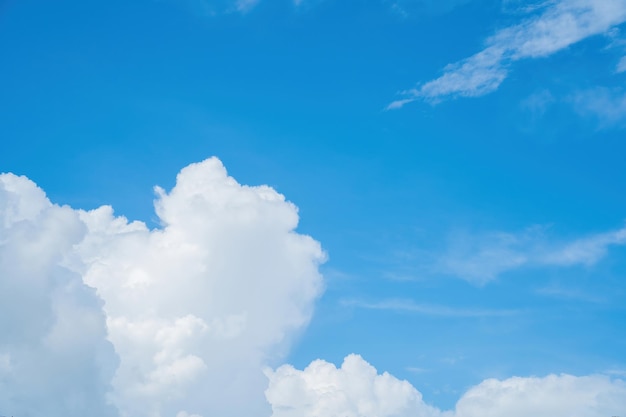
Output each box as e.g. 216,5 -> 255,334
265,354 -> 442,417
267,355 -> 626,417
0,157 -> 326,417
454,373 -> 626,417
76,158 -> 326,417
389,0 -> 626,107
0,173 -> 118,417
4,159 -> 625,417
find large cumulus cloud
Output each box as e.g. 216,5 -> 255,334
266,355 -> 626,417
0,157 -> 326,417
3,157 -> 625,417
75,158 -> 326,417
0,173 -> 118,417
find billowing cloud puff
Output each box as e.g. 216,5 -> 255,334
0,173 -> 118,417
75,158 -> 326,417
266,355 -> 626,417
0,157 -> 326,417
265,354 -> 442,417
454,373 -> 626,417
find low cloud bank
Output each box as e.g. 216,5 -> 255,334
266,355 -> 626,417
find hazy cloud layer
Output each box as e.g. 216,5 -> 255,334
267,355 -> 626,417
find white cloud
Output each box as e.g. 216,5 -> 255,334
266,355 -> 626,417
177,0 -> 260,15
0,157 -> 326,417
265,354 -> 443,417
4,160 -> 625,417
454,373 -> 626,417
389,0 -> 626,107
340,298 -> 519,317
571,87 -> 626,126
386,0 -> 473,18
535,284 -> 606,303
540,225 -> 626,265
236,0 -> 259,12
616,55 -> 626,72
0,173 -> 118,417
76,158 -> 326,417
521,89 -> 555,115
437,224 -> 626,284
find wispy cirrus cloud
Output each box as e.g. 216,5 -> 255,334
570,87 -> 626,126
176,0 -> 307,14
389,0 -> 626,108
387,0 -> 473,18
235,0 -> 260,12
519,86 -> 626,128
437,224 -> 626,285
535,284 -> 607,303
175,0 -> 261,15
341,298 -> 520,317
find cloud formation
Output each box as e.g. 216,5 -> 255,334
389,0 -> 626,107
179,0 -> 304,15
266,354 -> 442,417
3,160 -> 624,417
437,224 -> 626,284
0,158 -> 326,417
571,87 -> 626,126
266,355 -> 626,417
340,298 -> 519,317
0,173 -> 118,417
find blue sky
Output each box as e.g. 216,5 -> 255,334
1,0 -> 626,416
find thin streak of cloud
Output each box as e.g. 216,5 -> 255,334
540,226 -> 626,265
390,0 -> 626,107
341,298 -> 520,317
535,285 -> 607,303
173,0 -> 260,16
406,366 -> 429,373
